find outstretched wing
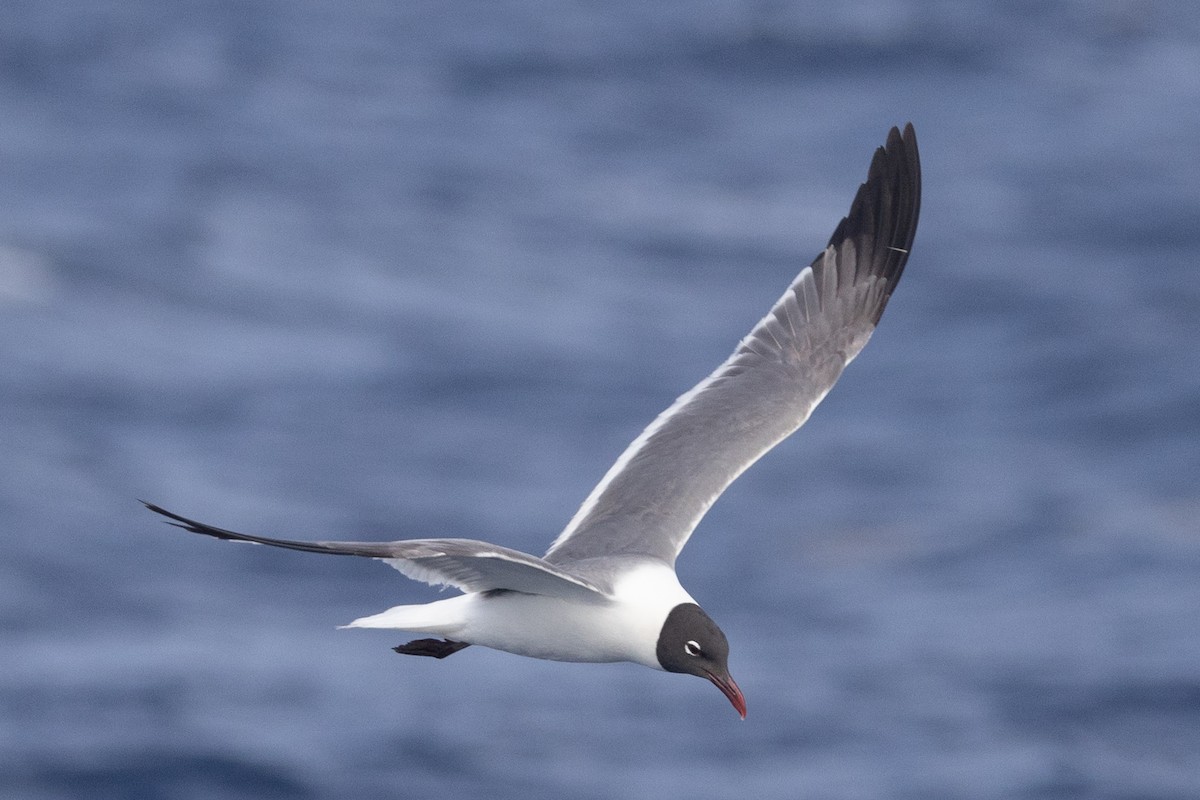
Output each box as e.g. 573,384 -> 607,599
144,502 -> 607,602
544,124 -> 920,566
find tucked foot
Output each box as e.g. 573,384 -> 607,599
393,639 -> 471,659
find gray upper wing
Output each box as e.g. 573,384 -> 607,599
544,124 -> 920,566
144,502 -> 608,601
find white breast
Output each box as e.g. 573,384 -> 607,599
459,561 -> 695,668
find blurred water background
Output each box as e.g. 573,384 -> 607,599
2,2 -> 1199,798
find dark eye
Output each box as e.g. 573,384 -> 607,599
684,640 -> 701,657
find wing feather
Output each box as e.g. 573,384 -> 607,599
544,124 -> 920,565
143,502 -> 607,601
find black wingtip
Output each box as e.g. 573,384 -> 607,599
141,500 -> 177,522
140,499 -> 399,557
824,122 -> 921,325
142,499 -> 184,525
142,500 -> 237,539
141,499 -> 177,519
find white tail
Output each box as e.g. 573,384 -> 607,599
339,594 -> 472,634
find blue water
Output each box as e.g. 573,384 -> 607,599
3,2 -> 1199,798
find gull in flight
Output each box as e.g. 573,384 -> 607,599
145,123 -> 920,718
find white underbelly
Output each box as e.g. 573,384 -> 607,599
460,591 -> 661,667
462,560 -> 695,668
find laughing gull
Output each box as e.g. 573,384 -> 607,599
145,124 -> 920,718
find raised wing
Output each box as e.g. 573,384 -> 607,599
144,502 -> 607,602
544,124 -> 920,566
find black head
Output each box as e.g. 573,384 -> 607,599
656,603 -> 746,718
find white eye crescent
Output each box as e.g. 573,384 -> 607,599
684,640 -> 701,657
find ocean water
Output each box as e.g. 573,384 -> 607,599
2,2 -> 1199,798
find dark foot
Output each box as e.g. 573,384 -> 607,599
393,639 -> 471,659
